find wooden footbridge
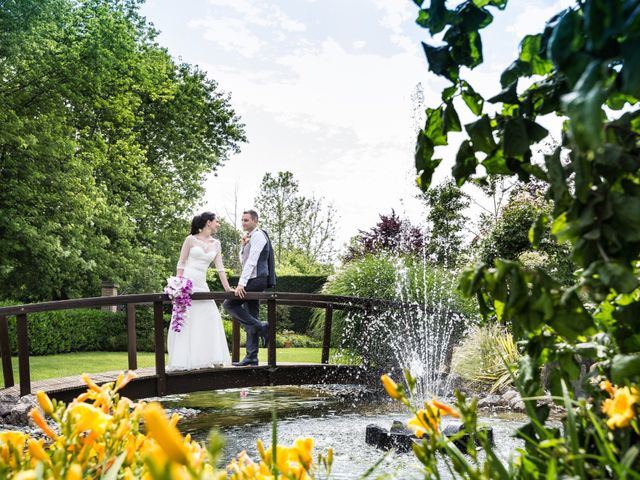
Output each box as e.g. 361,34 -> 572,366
0,292 -> 390,402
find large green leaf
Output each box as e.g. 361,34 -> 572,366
620,35 -> 640,98
461,81 -> 484,114
548,9 -> 579,68
422,42 -> 459,81
457,1 -> 493,32
503,117 -> 529,157
424,106 -> 447,146
415,132 -> 440,190
452,139 -> 477,185
465,115 -> 496,153
443,102 -> 462,135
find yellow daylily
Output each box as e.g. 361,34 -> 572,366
142,402 -> 189,465
27,438 -> 50,465
290,437 -> 314,470
602,385 -> 640,429
36,390 -> 54,416
66,463 -> 82,480
381,374 -> 402,400
407,398 -> 459,437
68,402 -> 112,435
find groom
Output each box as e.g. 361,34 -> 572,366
224,209 -> 276,366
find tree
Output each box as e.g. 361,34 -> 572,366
412,0 -> 640,476
215,218 -> 241,274
0,0 -> 246,301
254,171 -> 336,266
421,180 -> 470,266
345,211 -> 424,261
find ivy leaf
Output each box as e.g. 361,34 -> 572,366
441,84 -> 458,102
457,2 -> 493,32
548,9 -> 579,68
465,115 -> 496,153
500,60 -> 530,89
519,34 -> 553,75
503,117 -> 529,157
443,101 -> 462,133
425,106 -> 447,146
544,148 -> 570,208
472,0 -> 507,8
524,119 -> 549,143
461,81 -> 484,114
488,81 -> 518,104
415,133 -> 440,190
452,139 -> 477,185
482,149 -> 511,174
422,43 -> 459,81
620,35 -> 640,98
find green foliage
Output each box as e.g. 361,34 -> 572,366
215,218 -> 242,275
451,323 -> 519,393
421,180 -> 470,266
0,0 -> 245,302
414,0 -> 640,475
221,320 -> 320,348
479,186 -> 576,284
310,253 -> 478,345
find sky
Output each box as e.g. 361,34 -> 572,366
140,0 -> 573,251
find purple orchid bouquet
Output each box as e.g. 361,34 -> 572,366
164,276 -> 193,333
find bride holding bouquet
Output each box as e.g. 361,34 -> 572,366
167,212 -> 233,370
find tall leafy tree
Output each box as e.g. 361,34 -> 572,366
254,171 -> 336,266
421,180 -> 470,266
0,0 -> 245,301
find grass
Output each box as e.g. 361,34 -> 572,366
7,348 -> 355,382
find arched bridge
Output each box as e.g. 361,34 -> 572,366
0,292 -> 397,402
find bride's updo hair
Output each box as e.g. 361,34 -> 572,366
190,212 -> 216,235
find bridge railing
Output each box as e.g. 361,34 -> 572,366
0,292 -> 400,396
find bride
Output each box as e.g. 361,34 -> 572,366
167,212 -> 233,370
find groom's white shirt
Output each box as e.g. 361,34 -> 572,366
238,228 -> 267,287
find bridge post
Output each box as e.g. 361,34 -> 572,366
126,304 -> 137,371
153,300 -> 166,396
321,305 -> 333,364
0,315 -> 14,388
267,297 -> 276,367
16,313 -> 31,396
232,319 -> 240,363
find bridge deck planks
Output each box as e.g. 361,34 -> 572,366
0,363 -> 376,403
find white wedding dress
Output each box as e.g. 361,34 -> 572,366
167,235 -> 231,370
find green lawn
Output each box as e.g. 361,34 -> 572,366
7,348 -> 355,382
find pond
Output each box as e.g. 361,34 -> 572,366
159,385 -> 527,479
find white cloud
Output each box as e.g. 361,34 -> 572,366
206,0 -> 306,32
190,17 -> 265,57
353,40 -> 367,49
506,0 -> 575,37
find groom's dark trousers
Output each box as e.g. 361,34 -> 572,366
223,276 -> 267,361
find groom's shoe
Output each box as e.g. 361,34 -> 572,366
259,322 -> 269,348
233,358 -> 259,367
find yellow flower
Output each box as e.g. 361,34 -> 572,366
66,463 -> 82,480
0,431 -> 28,450
68,402 -> 112,435
381,374 -> 402,400
142,402 -> 189,465
82,373 -> 103,393
599,379 -> 616,396
290,437 -> 314,470
407,398 -> 459,437
602,386 -> 640,429
28,408 -> 58,439
36,390 -> 54,416
115,370 -> 137,391
27,438 -> 50,465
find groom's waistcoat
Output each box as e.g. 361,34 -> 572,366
241,229 -> 275,286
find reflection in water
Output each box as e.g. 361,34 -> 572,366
159,386 -> 526,479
